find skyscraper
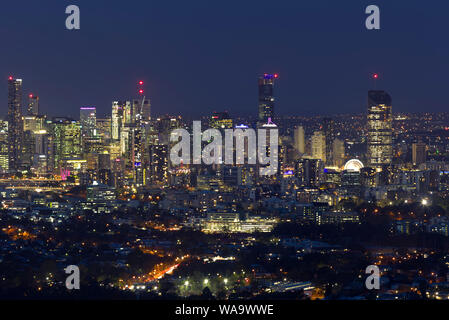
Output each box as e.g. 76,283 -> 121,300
367,90 -> 393,168
133,98 -> 151,122
311,131 -> 326,163
0,121 -> 8,172
332,138 -> 345,167
111,101 -> 127,141
7,76 -> 23,172
27,94 -> 39,116
294,126 -> 305,155
258,74 -> 277,125
322,117 -> 335,165
50,117 -> 82,169
80,107 -> 97,138
295,158 -> 323,187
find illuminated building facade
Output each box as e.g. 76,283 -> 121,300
322,117 -> 335,165
311,131 -> 326,163
412,142 -> 426,166
50,118 -> 82,169
111,101 -> 126,141
132,98 -> 151,122
210,111 -> 233,129
148,144 -> 169,185
367,90 -> 393,168
332,139 -> 345,167
7,77 -> 23,172
258,73 -> 277,125
80,107 -> 97,138
0,120 -> 8,172
294,126 -> 305,155
27,94 -> 39,116
295,158 -> 323,187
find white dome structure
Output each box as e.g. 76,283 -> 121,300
344,159 -> 364,172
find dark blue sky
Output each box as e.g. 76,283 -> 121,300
1,0 -> 449,118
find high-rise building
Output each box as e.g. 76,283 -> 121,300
133,98 -> 151,122
148,144 -> 169,185
27,94 -> 39,116
412,142 -> 426,166
32,130 -> 52,174
80,107 -> 97,138
50,117 -> 82,169
23,115 -> 45,132
294,126 -> 305,155
322,117 -> 336,165
111,101 -> 126,141
332,138 -> 345,167
367,90 -> 393,168
258,73 -> 277,125
96,118 -> 112,142
7,76 -> 23,172
311,131 -> 326,163
295,158 -> 323,187
0,121 -> 8,172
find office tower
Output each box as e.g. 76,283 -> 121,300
258,73 -> 277,125
210,111 -> 233,129
22,130 -> 35,170
341,170 -> 362,196
412,142 -> 426,166
131,126 -> 144,186
154,115 -> 182,145
123,101 -> 134,124
27,94 -> 39,116
50,117 -> 82,169
332,138 -> 345,167
0,121 -> 8,172
294,126 -> 305,155
148,144 -> 169,185
133,98 -> 151,122
23,114 -> 47,170
112,101 -> 126,141
322,117 -> 335,164
80,107 -> 97,138
32,130 -> 52,174
96,118 -> 112,142
23,115 -> 45,132
311,131 -> 326,163
367,90 -> 393,168
295,158 -> 323,187
98,152 -> 112,185
8,77 -> 23,172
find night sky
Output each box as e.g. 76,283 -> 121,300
1,0 -> 449,119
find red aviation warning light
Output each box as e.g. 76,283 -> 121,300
138,80 -> 144,95
8,76 -> 13,80
274,73 -> 279,78
372,73 -> 379,89
29,94 -> 33,98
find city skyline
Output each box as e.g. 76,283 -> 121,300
2,1 -> 449,118
3,0 -> 449,305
